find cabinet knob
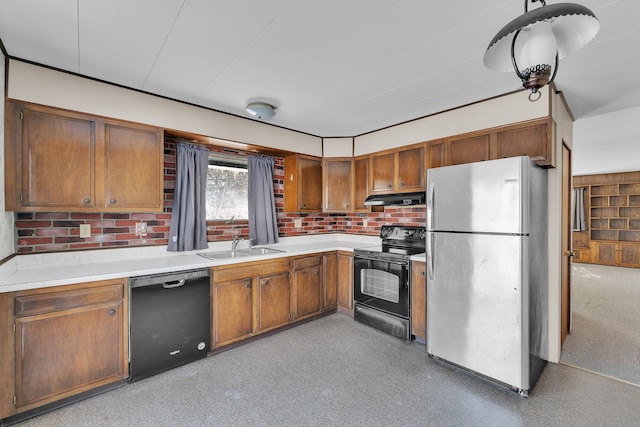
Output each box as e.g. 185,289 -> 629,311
262,279 -> 269,286
110,199 -> 117,204
420,271 -> 425,276
313,270 -> 319,275
388,184 -> 392,188
244,283 -> 252,288
83,198 -> 91,203
108,309 -> 116,316
400,182 -> 405,187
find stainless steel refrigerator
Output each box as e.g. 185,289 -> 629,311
425,156 -> 548,396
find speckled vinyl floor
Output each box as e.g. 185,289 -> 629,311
11,313 -> 640,427
561,263 -> 640,385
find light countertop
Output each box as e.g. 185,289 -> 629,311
0,234 -> 379,293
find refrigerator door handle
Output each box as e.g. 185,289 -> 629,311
427,183 -> 435,230
427,231 -> 435,280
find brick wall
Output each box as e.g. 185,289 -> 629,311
15,143 -> 425,253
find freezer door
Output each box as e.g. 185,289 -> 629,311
426,157 -> 529,234
426,232 -> 529,390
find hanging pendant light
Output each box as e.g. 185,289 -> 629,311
483,0 -> 599,101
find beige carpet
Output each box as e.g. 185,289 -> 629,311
561,263 -> 640,385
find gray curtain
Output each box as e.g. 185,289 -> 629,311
248,155 -> 279,245
168,143 -> 209,252
572,187 -> 587,231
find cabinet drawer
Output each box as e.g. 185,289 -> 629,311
15,284 -> 124,317
213,258 -> 289,282
292,255 -> 321,270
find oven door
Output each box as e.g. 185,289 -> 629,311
353,253 -> 410,318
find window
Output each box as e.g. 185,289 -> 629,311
206,153 -> 248,221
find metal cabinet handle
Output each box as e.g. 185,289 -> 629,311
108,309 -> 116,316
420,271 -> 425,276
244,283 -> 252,288
110,199 -> 117,204
262,279 -> 269,286
83,198 -> 91,203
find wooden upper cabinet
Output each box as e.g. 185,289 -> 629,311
5,101 -> 164,212
496,118 -> 553,166
104,123 -> 164,211
370,143 -> 426,195
427,139 -> 447,169
396,145 -> 425,191
353,155 -> 370,212
17,105 -> 97,209
323,158 -> 353,212
370,151 -> 395,193
448,134 -> 491,166
284,154 -> 322,212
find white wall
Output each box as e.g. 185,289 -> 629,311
7,60 -> 323,157
0,53 -> 16,259
323,137 -> 353,157
572,106 -> 640,176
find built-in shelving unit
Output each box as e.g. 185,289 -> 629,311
573,172 -> 640,267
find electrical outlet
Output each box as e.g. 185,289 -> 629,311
79,224 -> 91,238
294,219 -> 302,228
135,222 -> 148,237
362,220 -> 368,227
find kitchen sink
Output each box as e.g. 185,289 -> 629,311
198,247 -> 283,260
198,250 -> 251,260
237,247 -> 284,256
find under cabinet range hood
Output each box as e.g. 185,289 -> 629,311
363,191 -> 425,206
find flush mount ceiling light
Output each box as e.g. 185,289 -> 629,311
483,0 -> 599,101
244,102 -> 276,120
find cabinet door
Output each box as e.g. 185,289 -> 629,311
21,107 -> 96,208
448,134 -> 490,165
15,301 -> 125,410
298,157 -> 322,211
294,265 -> 322,319
105,123 -> 163,211
427,139 -> 447,169
411,261 -> 426,343
323,159 -> 353,212
213,278 -> 254,347
337,252 -> 354,315
370,152 -> 395,193
396,145 -> 425,191
353,156 -> 370,211
258,271 -> 291,331
619,243 -> 640,266
322,252 -> 338,311
595,242 -> 617,265
496,120 -> 551,166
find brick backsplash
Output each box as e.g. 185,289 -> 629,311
15,143 -> 425,253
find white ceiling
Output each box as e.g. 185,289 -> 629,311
1,0 -> 639,141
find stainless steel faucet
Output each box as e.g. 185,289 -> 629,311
232,235 -> 242,251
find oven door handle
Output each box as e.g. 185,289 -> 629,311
354,254 -> 409,266
426,232 -> 435,281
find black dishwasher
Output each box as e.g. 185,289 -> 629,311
129,268 -> 210,382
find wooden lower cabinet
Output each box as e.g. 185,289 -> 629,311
337,251 -> 354,315
292,255 -> 322,320
211,258 -> 291,349
411,260 -> 426,343
212,278 -> 254,346
1,279 -> 128,418
258,271 -> 291,331
322,252 -> 338,311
